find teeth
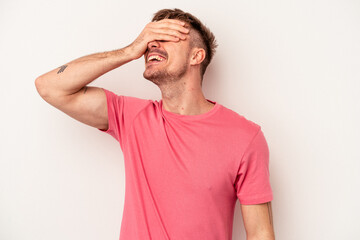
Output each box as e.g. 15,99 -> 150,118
148,55 -> 165,62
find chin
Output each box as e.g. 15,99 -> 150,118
143,70 -> 163,85
143,69 -> 158,80
143,63 -> 188,84
144,67 -> 167,80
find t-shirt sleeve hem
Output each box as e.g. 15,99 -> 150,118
238,194 -> 273,205
97,88 -> 111,133
97,88 -> 116,138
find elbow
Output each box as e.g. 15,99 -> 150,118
35,76 -> 48,98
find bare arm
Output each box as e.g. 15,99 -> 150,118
241,201 -> 275,240
34,19 -> 189,130
35,47 -> 134,97
34,47 -> 135,130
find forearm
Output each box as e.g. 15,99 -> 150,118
246,230 -> 275,240
242,201 -> 275,240
35,46 -> 135,96
247,235 -> 275,240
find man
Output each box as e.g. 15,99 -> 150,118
35,8 -> 275,240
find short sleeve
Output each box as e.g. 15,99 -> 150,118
234,128 -> 273,204
98,88 -> 150,150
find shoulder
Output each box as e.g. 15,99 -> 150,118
219,104 -> 261,135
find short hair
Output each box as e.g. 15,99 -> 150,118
152,8 -> 218,83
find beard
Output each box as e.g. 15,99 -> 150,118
143,59 -> 189,86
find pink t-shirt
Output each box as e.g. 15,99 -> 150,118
98,88 -> 273,240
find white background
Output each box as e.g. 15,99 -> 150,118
1,0 -> 359,239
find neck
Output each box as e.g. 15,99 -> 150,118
159,76 -> 214,116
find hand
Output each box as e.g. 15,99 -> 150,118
127,19 -> 190,60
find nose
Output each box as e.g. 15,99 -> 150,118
147,40 -> 160,49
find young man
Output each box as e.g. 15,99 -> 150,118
35,8 -> 275,240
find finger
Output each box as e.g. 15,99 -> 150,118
151,23 -> 190,35
151,20 -> 190,34
152,28 -> 188,40
152,33 -> 180,42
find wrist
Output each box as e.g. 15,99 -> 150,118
105,46 -> 135,68
122,44 -> 137,61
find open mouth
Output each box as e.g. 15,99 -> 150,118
147,54 -> 167,65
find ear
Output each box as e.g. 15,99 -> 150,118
189,48 -> 206,66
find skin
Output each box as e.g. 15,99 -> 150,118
129,19 -> 215,115
241,201 -> 275,240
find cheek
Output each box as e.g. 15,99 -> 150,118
176,52 -> 190,64
168,56 -> 187,69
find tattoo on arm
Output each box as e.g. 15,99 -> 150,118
57,65 -> 68,74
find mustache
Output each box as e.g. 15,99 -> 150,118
146,49 -> 168,58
